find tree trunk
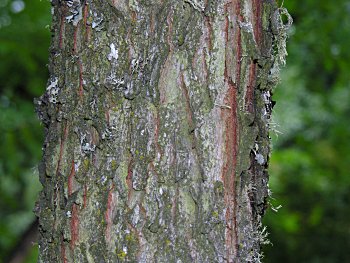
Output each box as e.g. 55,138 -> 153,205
36,0 -> 290,262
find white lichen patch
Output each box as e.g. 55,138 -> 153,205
255,154 -> 265,165
262,90 -> 271,105
66,210 -> 72,218
261,90 -> 273,124
106,72 -> 124,89
238,21 -> 253,33
107,43 -> 119,61
252,143 -> 265,165
46,77 -> 59,103
100,175 -> 108,185
184,0 -> 205,12
66,0 -> 74,8
81,142 -> 96,153
122,246 -> 128,254
131,57 -> 141,73
129,0 -> 141,12
131,204 -> 140,226
65,0 -> 83,26
92,12 -> 104,31
46,77 -> 58,91
79,133 -> 96,154
66,6 -> 83,26
74,160 -> 81,172
102,128 -> 113,140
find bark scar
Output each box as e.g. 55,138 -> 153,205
222,1 -> 242,260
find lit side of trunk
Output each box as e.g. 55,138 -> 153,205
36,0 -> 289,262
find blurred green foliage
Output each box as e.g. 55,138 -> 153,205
0,0 -> 349,262
0,0 -> 50,261
264,1 -> 350,262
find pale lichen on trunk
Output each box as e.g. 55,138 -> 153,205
36,0 -> 291,262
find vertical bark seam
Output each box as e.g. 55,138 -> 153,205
68,160 -> 75,196
70,204 -> 80,249
59,14 -> 65,49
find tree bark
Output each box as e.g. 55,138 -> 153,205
36,0 -> 290,262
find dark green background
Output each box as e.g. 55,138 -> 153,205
0,0 -> 349,262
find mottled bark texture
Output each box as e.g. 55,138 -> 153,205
36,0 -> 290,262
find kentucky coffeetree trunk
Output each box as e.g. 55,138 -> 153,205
36,0 -> 290,262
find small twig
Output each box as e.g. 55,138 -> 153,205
214,103 -> 231,109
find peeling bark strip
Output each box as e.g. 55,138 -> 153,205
222,1 -> 242,260
222,79 -> 239,261
37,0 -> 289,262
61,235 -> 67,263
252,0 -> 263,47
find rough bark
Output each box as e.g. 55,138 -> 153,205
36,0 -> 290,262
